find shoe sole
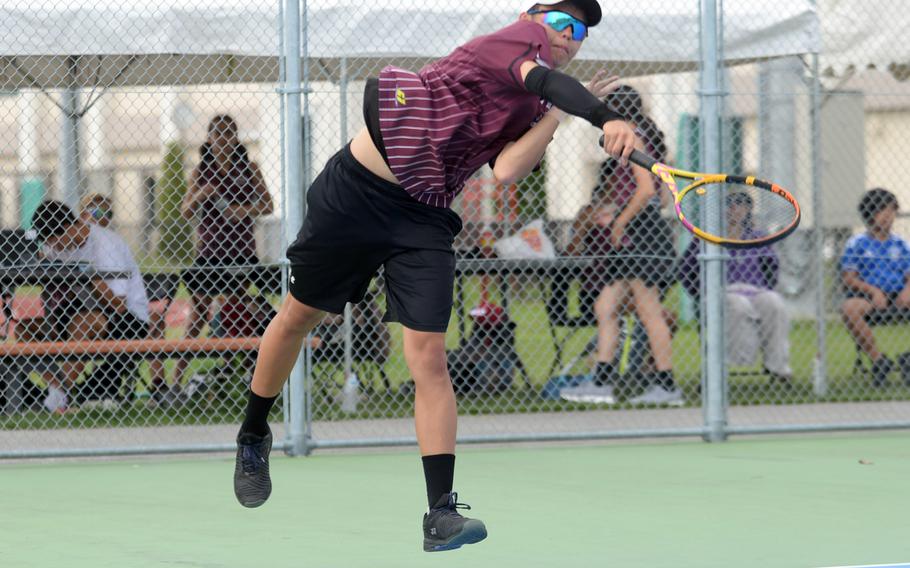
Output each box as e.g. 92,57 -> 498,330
239,496 -> 269,508
559,394 -> 616,405
423,520 -> 487,552
235,476 -> 272,508
629,399 -> 685,407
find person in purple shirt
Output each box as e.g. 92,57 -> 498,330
232,0 -> 640,551
678,192 -> 792,383
840,188 -> 910,387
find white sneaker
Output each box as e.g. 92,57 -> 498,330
628,385 -> 685,407
339,373 -> 361,414
184,374 -> 208,399
43,385 -> 68,412
80,398 -> 121,411
559,383 -> 616,404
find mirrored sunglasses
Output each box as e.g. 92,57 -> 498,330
527,9 -> 588,41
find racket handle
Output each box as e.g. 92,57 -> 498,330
598,135 -> 658,171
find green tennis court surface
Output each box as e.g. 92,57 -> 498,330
2,433 -> 908,568
820,565 -> 910,568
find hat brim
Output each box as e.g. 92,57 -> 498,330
539,0 -> 602,27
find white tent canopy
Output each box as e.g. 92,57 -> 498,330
0,0 -> 821,89
819,0 -> 910,80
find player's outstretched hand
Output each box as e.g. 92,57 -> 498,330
601,120 -> 636,166
586,70 -> 621,98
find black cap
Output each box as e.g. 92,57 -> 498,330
537,0 -> 602,27
32,200 -> 76,241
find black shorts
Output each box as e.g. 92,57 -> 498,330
181,256 -> 258,297
286,144 -> 462,333
591,204 -> 676,289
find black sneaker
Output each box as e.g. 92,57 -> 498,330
765,368 -> 793,389
422,492 -> 487,552
871,356 -> 894,388
897,352 -> 910,386
234,428 -> 272,508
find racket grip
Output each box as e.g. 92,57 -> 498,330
597,135 -> 658,171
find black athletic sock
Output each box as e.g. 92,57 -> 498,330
422,454 -> 456,508
239,390 -> 278,438
655,370 -> 676,391
593,362 -> 616,386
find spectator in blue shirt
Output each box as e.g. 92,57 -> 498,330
840,188 -> 910,387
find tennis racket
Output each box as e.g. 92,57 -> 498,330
599,136 -> 801,249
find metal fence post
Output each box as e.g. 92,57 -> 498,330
700,0 -> 728,443
810,1 -> 828,397
283,0 -> 308,456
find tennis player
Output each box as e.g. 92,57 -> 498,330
234,0 -> 636,552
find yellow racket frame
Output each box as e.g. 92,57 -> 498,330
614,145 -> 801,249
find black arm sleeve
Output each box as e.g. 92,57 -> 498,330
524,66 -> 623,128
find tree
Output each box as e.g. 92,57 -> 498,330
156,142 -> 193,264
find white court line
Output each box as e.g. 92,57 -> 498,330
825,563 -> 910,568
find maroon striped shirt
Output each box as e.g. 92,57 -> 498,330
378,21 -> 553,208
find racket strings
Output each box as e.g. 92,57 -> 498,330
678,182 -> 798,245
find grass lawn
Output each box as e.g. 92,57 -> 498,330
4,276 -> 910,430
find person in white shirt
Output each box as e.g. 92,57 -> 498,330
78,193 -> 170,401
31,200 -> 150,411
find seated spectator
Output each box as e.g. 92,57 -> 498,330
678,192 -> 792,383
30,200 -> 150,411
840,188 -> 910,387
79,194 -> 169,397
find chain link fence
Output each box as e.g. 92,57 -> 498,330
2,0 -> 909,458
0,1 -> 287,456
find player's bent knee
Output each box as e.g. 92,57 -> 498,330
406,345 -> 447,373
277,295 -> 324,336
403,332 -> 448,379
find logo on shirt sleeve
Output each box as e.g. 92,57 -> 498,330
396,88 -> 407,106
